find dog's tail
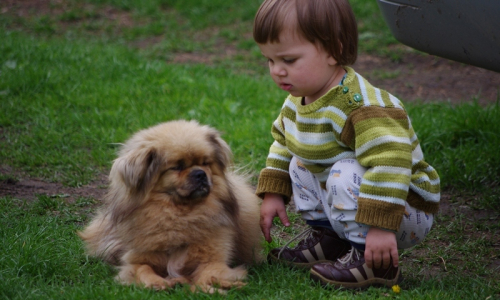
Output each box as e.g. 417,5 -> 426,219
78,211 -> 124,265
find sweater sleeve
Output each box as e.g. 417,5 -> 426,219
255,168 -> 293,203
255,113 -> 293,203
341,106 -> 412,231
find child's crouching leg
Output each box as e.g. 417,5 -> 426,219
325,159 -> 368,243
289,156 -> 328,220
396,204 -> 434,249
324,158 -> 434,249
310,160 -> 432,289
266,157 -> 351,268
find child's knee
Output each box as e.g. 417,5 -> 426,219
396,209 -> 434,249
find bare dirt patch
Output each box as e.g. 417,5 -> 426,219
0,166 -> 108,204
354,53 -> 500,106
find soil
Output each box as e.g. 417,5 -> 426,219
0,166 -> 108,204
353,53 -> 500,106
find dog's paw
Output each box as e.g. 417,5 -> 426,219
190,284 -> 229,295
188,277 -> 246,294
145,276 -> 190,290
192,263 -> 248,293
144,278 -> 169,290
166,276 -> 190,287
210,276 -> 247,289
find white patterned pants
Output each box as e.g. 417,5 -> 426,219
290,157 -> 433,249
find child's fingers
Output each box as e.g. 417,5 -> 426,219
391,248 -> 399,267
277,209 -> 290,227
260,214 -> 273,242
364,249 -> 373,269
381,251 -> 392,269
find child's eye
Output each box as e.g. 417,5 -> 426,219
283,58 -> 296,64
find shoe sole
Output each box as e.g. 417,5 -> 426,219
309,267 -> 403,289
267,253 -> 333,269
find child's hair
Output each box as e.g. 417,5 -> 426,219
253,0 -> 358,66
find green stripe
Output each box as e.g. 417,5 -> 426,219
266,158 -> 290,172
364,171 -> 412,185
360,185 -> 409,199
411,178 -> 441,193
271,127 -> 286,145
304,163 -> 330,174
358,141 -> 412,157
358,146 -> 412,169
412,161 -> 440,181
286,135 -> 349,159
380,89 -> 397,107
355,117 -> 408,135
269,145 -> 290,158
282,106 -> 296,123
411,169 -> 440,182
364,80 -> 381,106
322,110 -> 347,132
357,129 -> 409,149
296,122 -> 333,134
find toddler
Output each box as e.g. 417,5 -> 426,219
254,0 -> 440,289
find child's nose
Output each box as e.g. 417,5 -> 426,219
270,64 -> 286,77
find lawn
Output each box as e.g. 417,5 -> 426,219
0,0 -> 499,299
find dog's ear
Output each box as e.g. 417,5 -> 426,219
111,147 -> 162,195
106,147 -> 162,223
207,131 -> 232,170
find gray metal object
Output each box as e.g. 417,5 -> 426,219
376,0 -> 500,72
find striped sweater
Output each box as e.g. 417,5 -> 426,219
256,67 -> 440,231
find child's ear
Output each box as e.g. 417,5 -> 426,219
328,55 -> 339,66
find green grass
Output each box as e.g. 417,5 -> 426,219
0,0 -> 400,74
407,101 -> 500,208
0,30 -> 282,186
1,0 -> 499,299
0,196 -> 498,299
2,29 -> 499,193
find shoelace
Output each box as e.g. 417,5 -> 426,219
337,246 -> 361,265
277,227 -> 317,259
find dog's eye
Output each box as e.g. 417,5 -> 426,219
172,161 -> 185,171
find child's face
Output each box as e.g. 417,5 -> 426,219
258,30 -> 344,104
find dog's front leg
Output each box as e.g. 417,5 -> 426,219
117,264 -> 183,290
186,229 -> 248,292
192,262 -> 247,293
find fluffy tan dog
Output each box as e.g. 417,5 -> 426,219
78,120 -> 263,292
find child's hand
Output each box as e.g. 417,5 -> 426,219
365,227 -> 399,269
260,193 -> 290,243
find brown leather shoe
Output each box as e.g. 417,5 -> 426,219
268,227 -> 351,268
310,247 -> 403,289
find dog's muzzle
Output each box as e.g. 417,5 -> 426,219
186,169 -> 211,198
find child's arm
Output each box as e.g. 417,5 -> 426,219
260,193 -> 290,243
365,227 -> 399,268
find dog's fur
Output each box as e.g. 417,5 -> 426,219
78,120 -> 263,292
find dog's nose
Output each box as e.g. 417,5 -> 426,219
190,169 -> 207,183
